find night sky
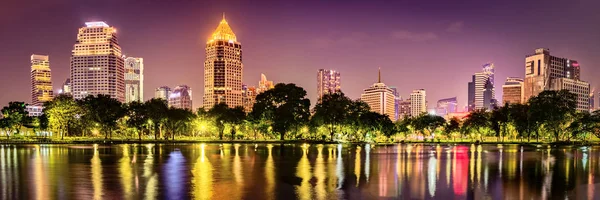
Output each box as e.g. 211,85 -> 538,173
1,0 -> 599,110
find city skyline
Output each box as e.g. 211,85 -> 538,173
1,0 -> 599,110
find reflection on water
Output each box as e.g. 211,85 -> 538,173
0,143 -> 599,199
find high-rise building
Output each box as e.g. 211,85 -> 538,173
410,89 -> 427,117
317,69 -> 341,102
589,91 -> 595,112
523,48 -> 590,111
155,86 -> 171,100
502,77 -> 524,105
390,87 -> 401,120
169,85 -> 192,110
257,73 -> 274,93
435,97 -> 457,116
70,21 -> 125,101
203,15 -> 243,108
468,63 -> 496,111
242,84 -> 258,112
550,78 -> 590,111
60,78 -> 71,95
124,57 -> 144,103
399,99 -> 411,119
30,54 -> 53,105
360,68 -> 396,120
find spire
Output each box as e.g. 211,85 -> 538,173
378,67 -> 381,83
209,13 -> 237,43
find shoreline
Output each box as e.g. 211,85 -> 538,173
0,138 -> 596,146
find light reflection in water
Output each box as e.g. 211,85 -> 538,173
192,144 -> 213,200
118,145 -> 133,200
314,145 -> 326,200
354,146 -> 361,187
365,144 -> 371,183
265,144 -> 275,200
335,144 -> 344,190
91,144 -> 103,200
296,144 -> 312,200
428,155 -> 437,197
164,150 -> 185,200
144,144 -> 157,200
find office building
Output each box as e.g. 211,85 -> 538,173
124,57 -> 144,102
360,68 -> 396,120
30,54 -> 53,105
168,85 -> 192,110
410,89 -> 427,117
435,97 -> 457,116
155,86 -> 171,100
550,78 -> 590,112
502,77 -> 524,105
317,69 -> 341,102
203,15 -> 243,108
399,99 -> 411,119
590,91 -> 595,112
390,87 -> 401,120
26,105 -> 44,117
60,78 -> 71,95
70,21 -> 125,102
257,73 -> 274,93
468,63 -> 496,111
242,84 -> 258,112
523,48 -> 590,111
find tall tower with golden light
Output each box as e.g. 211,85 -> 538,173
203,14 -> 243,108
31,54 -> 53,105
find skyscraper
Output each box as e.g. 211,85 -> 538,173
203,15 -> 243,108
257,73 -> 274,93
70,21 -> 125,102
31,54 -> 53,105
410,89 -> 426,117
317,69 -> 341,102
435,97 -> 457,116
155,86 -> 171,100
124,57 -> 144,103
242,84 -> 258,112
468,63 -> 496,111
360,68 -> 396,120
390,87 -> 401,120
169,85 -> 192,110
502,77 -> 524,105
524,48 -> 590,111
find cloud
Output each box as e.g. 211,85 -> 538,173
311,32 -> 368,48
391,30 -> 438,42
446,21 -> 464,33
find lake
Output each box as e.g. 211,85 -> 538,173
0,143 -> 597,199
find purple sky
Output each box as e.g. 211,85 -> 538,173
1,0 -> 599,110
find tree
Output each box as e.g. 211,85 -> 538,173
164,107 -> 195,140
79,95 -> 125,139
250,83 -> 311,140
490,105 -> 509,142
463,109 -> 490,141
126,101 -> 149,140
209,103 -> 230,140
412,114 -> 446,139
508,103 -> 532,142
358,111 -> 394,140
145,98 -> 169,140
44,94 -> 80,139
344,100 -> 371,140
313,92 -> 353,141
1,102 -> 28,138
528,90 -> 577,142
445,117 -> 461,141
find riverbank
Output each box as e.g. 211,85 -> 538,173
0,137 -> 597,146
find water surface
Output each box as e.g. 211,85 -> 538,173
0,143 -> 598,199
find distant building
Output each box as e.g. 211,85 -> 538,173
168,85 -> 192,110
550,78 -> 590,112
410,89 -> 427,117
468,63 -> 496,111
317,69 -> 341,102
26,105 -> 44,117
257,73 -> 274,93
360,68 -> 396,121
31,54 -> 53,105
203,15 -> 243,109
155,86 -> 171,100
124,57 -> 144,102
390,87 -> 401,120
590,92 -> 595,112
242,84 -> 258,112
70,21 -> 125,102
60,78 -> 71,95
502,77 -> 524,105
399,99 -> 411,120
435,97 -> 457,116
467,78 -> 475,111
523,48 -> 590,111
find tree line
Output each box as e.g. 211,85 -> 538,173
1,83 -> 598,143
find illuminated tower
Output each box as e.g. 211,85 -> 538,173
317,69 -> 341,102
124,57 -> 144,102
203,14 -> 243,108
410,89 -> 426,117
31,54 -> 53,105
360,68 -> 396,121
169,85 -> 192,110
258,73 -> 274,93
70,21 -> 125,101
